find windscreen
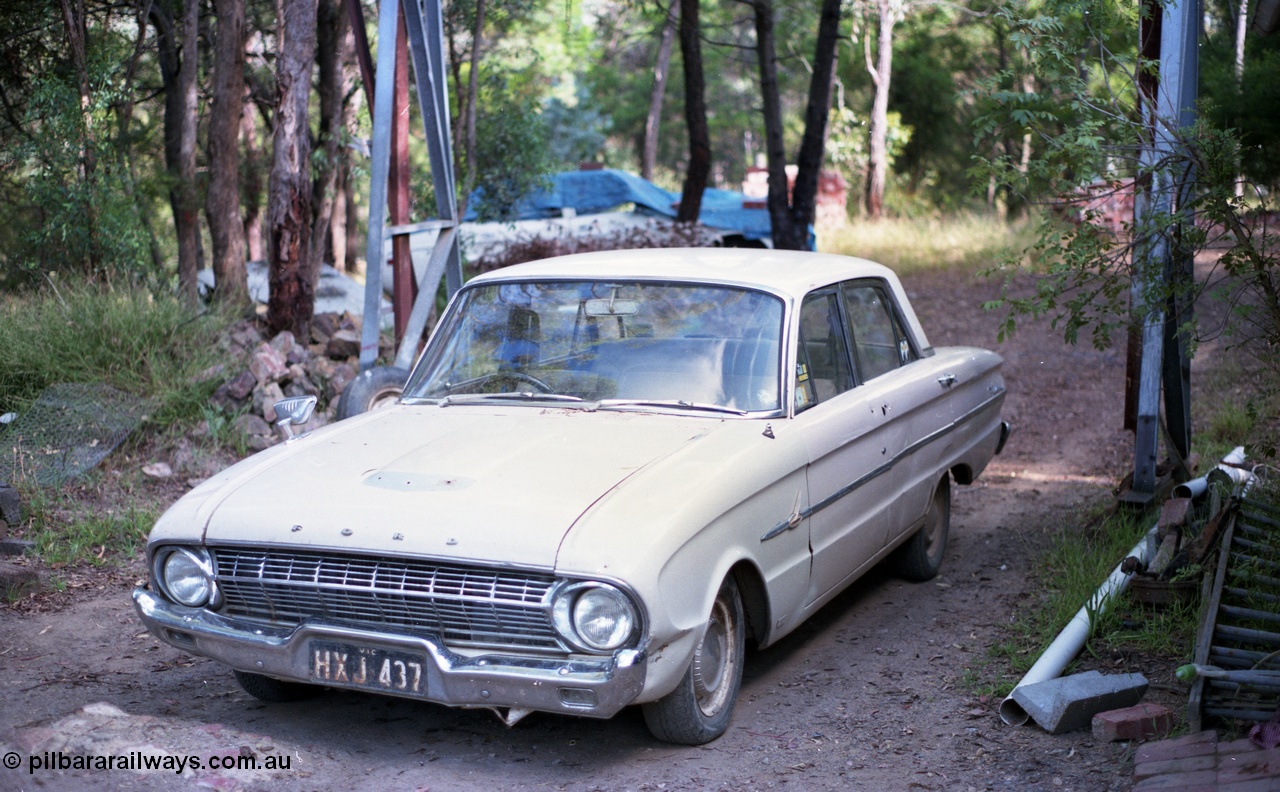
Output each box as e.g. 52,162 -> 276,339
404,280 -> 784,412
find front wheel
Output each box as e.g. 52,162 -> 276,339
642,576 -> 745,745
891,474 -> 951,582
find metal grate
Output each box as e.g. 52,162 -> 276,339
0,383 -> 148,486
212,547 -> 562,650
1192,495 -> 1280,726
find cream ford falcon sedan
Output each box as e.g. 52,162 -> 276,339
134,248 -> 1008,745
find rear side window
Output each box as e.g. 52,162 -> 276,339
841,283 -> 916,381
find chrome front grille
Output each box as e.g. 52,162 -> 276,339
211,547 -> 562,650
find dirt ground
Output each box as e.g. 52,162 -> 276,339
0,263 -> 1194,791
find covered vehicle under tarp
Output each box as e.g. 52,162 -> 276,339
464,169 -> 776,245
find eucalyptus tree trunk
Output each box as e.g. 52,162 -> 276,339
642,0 -> 678,182
151,0 -> 201,302
310,0 -> 348,279
266,0 -> 318,338
456,0 -> 487,220
1235,0 -> 1248,198
175,0 -> 200,302
58,0 -> 98,271
677,0 -> 710,223
240,97 -> 265,262
863,0 -> 900,219
752,0 -> 791,241
206,0 -> 250,307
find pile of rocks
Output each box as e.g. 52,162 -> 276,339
207,311 -> 390,451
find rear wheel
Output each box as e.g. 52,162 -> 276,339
642,576 -> 745,745
891,474 -> 950,582
233,670 -> 319,703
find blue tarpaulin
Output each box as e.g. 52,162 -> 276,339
465,169 -> 775,242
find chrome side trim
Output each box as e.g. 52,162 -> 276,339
761,388 -> 1004,542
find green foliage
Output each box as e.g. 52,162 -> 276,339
542,90 -> 610,168
971,0 -> 1280,367
989,505 -> 1155,676
0,282 -> 233,427
0,21 -> 158,285
16,483 -> 155,568
467,69 -> 556,221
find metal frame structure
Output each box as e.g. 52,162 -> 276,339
358,0 -> 463,372
1128,0 -> 1200,504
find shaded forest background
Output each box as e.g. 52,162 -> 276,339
1,0 -> 1277,329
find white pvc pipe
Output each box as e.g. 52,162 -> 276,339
999,525 -> 1159,726
1000,447 -> 1256,727
1173,476 -> 1208,500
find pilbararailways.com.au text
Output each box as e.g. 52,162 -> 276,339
10,750 -> 294,775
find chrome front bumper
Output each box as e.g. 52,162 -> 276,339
133,587 -> 647,719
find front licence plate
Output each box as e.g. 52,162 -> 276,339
309,641 -> 427,695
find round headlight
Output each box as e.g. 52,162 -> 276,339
158,548 -> 214,607
554,583 -> 636,652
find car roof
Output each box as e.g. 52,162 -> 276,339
464,248 -> 932,352
466,248 -> 891,300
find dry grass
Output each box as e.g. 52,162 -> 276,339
819,214 -> 1033,275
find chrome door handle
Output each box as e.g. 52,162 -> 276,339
937,373 -> 957,388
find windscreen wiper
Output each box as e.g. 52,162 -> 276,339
435,392 -> 585,407
597,399 -> 747,416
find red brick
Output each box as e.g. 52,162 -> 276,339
1134,754 -> 1217,780
1136,731 -> 1219,764
1094,702 -> 1177,742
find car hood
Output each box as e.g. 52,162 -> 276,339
192,405 -> 715,568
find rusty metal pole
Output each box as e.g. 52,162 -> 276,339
389,1 -> 416,348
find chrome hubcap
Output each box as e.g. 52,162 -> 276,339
692,598 -> 735,716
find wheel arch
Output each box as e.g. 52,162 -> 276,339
728,560 -> 770,649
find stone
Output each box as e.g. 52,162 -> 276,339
249,342 -> 289,384
326,328 -> 361,359
232,413 -> 272,441
1011,670 -> 1149,734
328,363 -> 357,400
0,560 -> 40,599
245,433 -> 278,452
1093,702 -> 1176,742
311,312 -> 340,345
339,311 -> 362,333
0,537 -> 35,556
0,482 -> 20,524
269,330 -> 296,357
226,369 -> 258,401
260,382 -> 286,422
309,355 -> 336,383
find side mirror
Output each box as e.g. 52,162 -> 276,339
275,395 -> 318,442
